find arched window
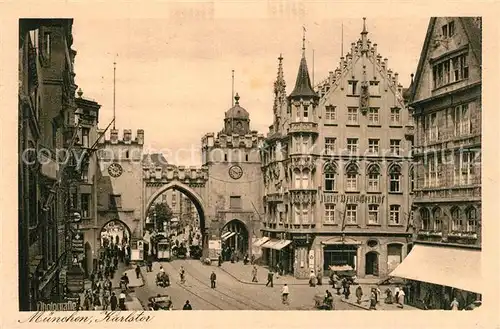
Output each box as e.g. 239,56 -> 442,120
367,164 -> 380,192
450,207 -> 462,232
345,163 -> 359,191
466,207 -> 477,233
432,207 -> 442,231
420,208 -> 430,230
324,162 -> 337,192
302,169 -> 310,189
389,164 -> 402,193
293,169 -> 301,189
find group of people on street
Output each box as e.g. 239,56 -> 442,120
81,243 -> 130,311
308,267 -> 323,287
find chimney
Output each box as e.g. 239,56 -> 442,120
123,129 -> 132,143
137,129 -> 144,145
110,129 -> 118,144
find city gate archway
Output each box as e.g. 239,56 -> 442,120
143,167 -> 209,256
220,219 -> 249,257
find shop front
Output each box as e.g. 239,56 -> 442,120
260,236 -> 292,274
389,244 -> 482,310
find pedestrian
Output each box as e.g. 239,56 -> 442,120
183,300 -> 192,310
210,271 -> 217,289
324,290 -> 334,309
343,279 -> 351,299
102,289 -> 110,310
266,268 -> 274,287
375,286 -> 381,304
355,285 -> 363,304
369,289 -> 377,310
309,270 -> 316,287
316,267 -> 323,285
135,264 -> 141,279
251,265 -> 258,282
398,288 -> 405,308
281,284 -> 290,305
450,297 -> 459,310
179,266 -> 186,284
250,254 -> 255,265
119,291 -> 126,310
394,286 -> 400,303
121,272 -> 129,290
218,254 -> 222,267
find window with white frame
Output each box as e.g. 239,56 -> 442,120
346,204 -> 357,224
345,163 -> 359,191
389,205 -> 401,225
433,207 -> 442,231
294,204 -> 301,224
368,139 -> 379,154
420,208 -> 430,230
325,105 -> 336,122
347,107 -> 358,124
325,137 -> 336,155
302,206 -> 309,223
347,138 -> 358,154
425,112 -> 438,142
324,163 -> 336,191
367,164 -> 380,192
454,151 -> 474,186
427,155 -> 440,187
451,207 -> 462,232
368,108 -> 379,124
453,103 -> 471,136
390,139 -> 401,155
294,169 -> 302,188
348,81 -> 358,95
466,207 -> 477,233
369,81 -> 379,95
368,204 -> 379,224
389,165 -> 401,192
390,107 -> 401,125
325,203 -> 336,223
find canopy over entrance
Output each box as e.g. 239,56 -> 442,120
389,244 -> 482,294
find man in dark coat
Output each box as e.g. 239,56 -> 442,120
110,292 -> 118,311
266,269 -> 274,287
183,300 -> 192,310
210,271 -> 217,289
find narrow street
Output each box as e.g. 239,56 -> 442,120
135,259 -> 358,310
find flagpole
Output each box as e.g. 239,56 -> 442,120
231,70 -> 235,106
341,22 -> 344,57
113,59 -> 116,130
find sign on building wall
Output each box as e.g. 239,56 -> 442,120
322,194 -> 385,204
71,232 -> 84,253
308,249 -> 315,269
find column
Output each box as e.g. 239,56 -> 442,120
356,246 -> 363,277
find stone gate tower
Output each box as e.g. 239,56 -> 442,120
201,94 -> 265,255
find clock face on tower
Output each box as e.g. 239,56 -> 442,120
228,165 -> 243,180
108,162 -> 123,178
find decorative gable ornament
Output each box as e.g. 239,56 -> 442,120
359,81 -> 370,114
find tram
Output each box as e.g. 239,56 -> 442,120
157,239 -> 172,261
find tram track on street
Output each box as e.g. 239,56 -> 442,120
178,260 -> 278,310
167,261 -> 247,310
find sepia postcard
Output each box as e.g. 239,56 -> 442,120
1,1 -> 499,329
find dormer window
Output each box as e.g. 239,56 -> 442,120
348,81 -> 358,95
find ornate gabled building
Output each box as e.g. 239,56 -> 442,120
261,19 -> 414,279
390,17 -> 482,310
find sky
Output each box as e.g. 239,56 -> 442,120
72,16 -> 430,166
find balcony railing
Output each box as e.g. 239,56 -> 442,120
414,186 -> 481,201
288,121 -> 319,134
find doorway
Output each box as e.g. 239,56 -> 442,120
365,251 -> 379,276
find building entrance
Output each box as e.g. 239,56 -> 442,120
365,251 -> 380,276
221,219 -> 249,259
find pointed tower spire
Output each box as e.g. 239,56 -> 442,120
273,54 -> 287,117
289,30 -> 318,99
361,17 -> 369,54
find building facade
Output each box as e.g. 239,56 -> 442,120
261,21 -> 414,279
201,94 -> 265,257
391,17 -> 482,310
18,19 -> 79,310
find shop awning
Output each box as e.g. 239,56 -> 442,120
252,237 -> 270,247
221,231 -> 232,240
269,240 -> 292,250
261,239 -> 280,249
222,232 -> 236,241
389,244 -> 482,294
321,237 -> 361,245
